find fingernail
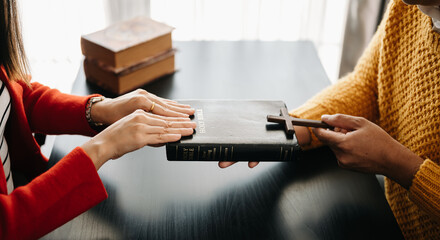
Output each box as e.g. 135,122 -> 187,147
321,114 -> 330,120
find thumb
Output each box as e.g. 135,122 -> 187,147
321,114 -> 364,131
312,127 -> 345,145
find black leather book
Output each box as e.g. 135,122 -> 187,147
166,100 -> 301,161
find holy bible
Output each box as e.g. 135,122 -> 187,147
166,100 -> 302,162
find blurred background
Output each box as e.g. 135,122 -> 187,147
19,0 -> 388,94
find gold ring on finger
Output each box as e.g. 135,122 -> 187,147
149,102 -> 155,112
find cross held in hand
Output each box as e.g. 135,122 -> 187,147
267,107 -> 333,135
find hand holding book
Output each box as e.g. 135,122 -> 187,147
220,111 -> 335,169
222,112 -> 424,187
312,114 -> 424,189
166,100 -> 331,164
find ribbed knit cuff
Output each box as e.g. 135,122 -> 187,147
409,159 -> 440,221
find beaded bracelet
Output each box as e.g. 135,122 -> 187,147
86,96 -> 105,130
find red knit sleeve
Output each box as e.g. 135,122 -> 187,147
0,147 -> 107,240
20,81 -> 99,136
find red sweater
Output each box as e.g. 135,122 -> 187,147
0,67 -> 107,239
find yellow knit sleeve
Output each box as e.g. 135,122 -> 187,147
289,5 -> 388,149
409,159 -> 440,222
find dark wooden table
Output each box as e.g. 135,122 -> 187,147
43,41 -> 403,240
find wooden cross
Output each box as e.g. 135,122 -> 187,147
267,107 -> 332,134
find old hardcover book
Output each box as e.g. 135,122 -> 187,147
166,100 -> 301,162
81,16 -> 174,69
84,49 -> 175,94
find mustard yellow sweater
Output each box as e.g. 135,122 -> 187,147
291,1 -> 440,239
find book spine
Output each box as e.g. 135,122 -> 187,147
166,144 -> 300,162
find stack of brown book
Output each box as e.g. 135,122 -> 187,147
81,16 -> 175,95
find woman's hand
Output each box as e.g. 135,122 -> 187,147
82,110 -> 196,170
313,114 -> 424,189
90,89 -> 195,126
